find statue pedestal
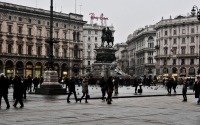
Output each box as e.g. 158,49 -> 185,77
87,47 -> 117,79
35,70 -> 66,95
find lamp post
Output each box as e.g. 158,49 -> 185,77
35,0 -> 66,94
46,0 -> 58,70
191,5 -> 200,74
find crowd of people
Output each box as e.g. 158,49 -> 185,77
1,73 -> 200,109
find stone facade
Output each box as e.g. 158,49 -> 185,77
0,2 -> 86,78
126,25 -> 156,77
155,15 -> 200,78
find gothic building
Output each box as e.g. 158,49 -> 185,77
0,2 -> 86,78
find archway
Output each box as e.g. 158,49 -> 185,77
188,67 -> 195,77
61,63 -> 68,77
180,67 -> 186,77
35,62 -> 42,77
5,60 -> 14,77
25,61 -> 33,77
16,61 -> 24,77
172,67 -> 177,73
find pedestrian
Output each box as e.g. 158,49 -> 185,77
0,73 -> 10,109
33,77 -> 39,91
13,76 -> 24,108
67,77 -> 78,103
22,77 -> 28,99
106,76 -> 114,104
79,77 -> 89,103
114,77 -> 119,94
182,79 -> 187,102
194,76 -> 200,104
39,76 -> 44,86
173,77 -> 178,93
27,75 -> 32,93
167,77 -> 173,95
100,77 -> 106,101
64,77 -> 69,92
134,78 -> 139,94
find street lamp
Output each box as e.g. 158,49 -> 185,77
191,5 -> 200,74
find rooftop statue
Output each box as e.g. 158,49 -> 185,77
101,27 -> 114,47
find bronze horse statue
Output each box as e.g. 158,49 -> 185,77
101,27 -> 114,47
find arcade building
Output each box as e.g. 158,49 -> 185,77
0,2 -> 86,78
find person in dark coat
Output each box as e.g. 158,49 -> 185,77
106,76 -> 114,104
39,76 -> 44,86
134,78 -> 139,93
0,73 -> 10,109
64,77 -> 70,92
114,77 -> 119,94
173,78 -> 178,93
27,75 -> 32,93
100,77 -> 107,100
13,76 -> 24,108
33,77 -> 39,91
22,77 -> 28,99
67,77 -> 78,103
182,79 -> 187,102
194,76 -> 200,104
167,77 -> 173,95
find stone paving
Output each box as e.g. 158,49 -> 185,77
0,85 -> 199,125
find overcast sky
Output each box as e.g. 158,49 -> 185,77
1,0 -> 200,43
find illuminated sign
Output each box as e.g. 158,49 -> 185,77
89,13 -> 108,21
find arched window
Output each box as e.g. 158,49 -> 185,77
8,44 -> 12,53
37,46 -> 41,56
73,32 -> 76,41
164,47 -> 168,55
18,45 -> 22,55
63,49 -> 67,58
28,45 -> 32,55
77,32 -> 80,42
163,67 -> 168,74
46,45 -> 50,57
147,36 -> 154,48
74,45 -> 78,59
172,67 -> 177,73
189,67 -> 195,76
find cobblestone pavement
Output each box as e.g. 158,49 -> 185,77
0,85 -> 199,125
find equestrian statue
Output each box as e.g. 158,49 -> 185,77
101,27 -> 114,47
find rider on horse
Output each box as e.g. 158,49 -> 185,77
101,27 -> 114,47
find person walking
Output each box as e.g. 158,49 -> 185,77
167,77 -> 173,95
106,76 -> 114,104
194,76 -> 200,104
22,77 -> 28,99
100,77 -> 106,101
79,77 -> 89,103
114,77 -> 119,94
27,75 -> 32,93
173,78 -> 178,93
0,73 -> 10,109
182,79 -> 187,102
67,77 -> 78,103
134,78 -> 139,94
13,76 -> 24,108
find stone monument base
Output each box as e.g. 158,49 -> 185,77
35,70 -> 66,95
